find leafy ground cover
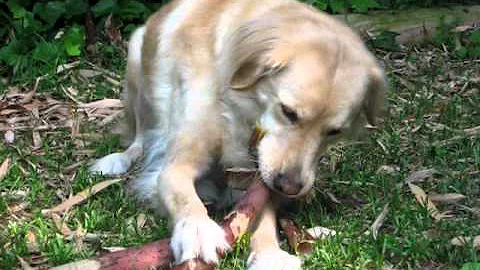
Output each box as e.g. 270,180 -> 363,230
0,18 -> 479,270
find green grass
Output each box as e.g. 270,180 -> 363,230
1,41 -> 479,270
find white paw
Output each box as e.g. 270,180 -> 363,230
247,249 -> 302,270
170,216 -> 230,264
89,152 -> 131,176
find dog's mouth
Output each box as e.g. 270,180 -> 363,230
259,170 -> 311,198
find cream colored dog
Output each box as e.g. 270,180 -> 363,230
90,0 -> 387,268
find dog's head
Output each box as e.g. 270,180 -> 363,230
223,12 -> 387,198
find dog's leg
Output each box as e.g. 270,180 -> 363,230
247,202 -> 302,270
159,152 -> 230,265
88,99 -> 144,176
89,27 -> 146,176
144,75 -> 230,264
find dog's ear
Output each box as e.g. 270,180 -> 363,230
230,60 -> 269,90
363,66 -> 387,126
224,19 -> 288,91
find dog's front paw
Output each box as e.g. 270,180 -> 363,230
170,216 -> 230,264
89,152 -> 132,176
247,249 -> 302,270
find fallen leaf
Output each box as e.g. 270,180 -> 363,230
56,61 -> 80,74
105,14 -> 123,46
136,213 -> 147,230
42,178 -> 124,215
429,193 -> 466,204
73,227 -> 86,252
451,235 -> 480,248
326,191 -> 342,204
4,130 -> 14,143
454,25 -> 473,32
78,69 -> 102,79
306,226 -> 337,239
20,90 -> 36,105
26,230 -> 39,253
17,256 -> 35,270
376,165 -> 399,174
50,213 -> 73,236
32,131 -> 42,149
29,254 -> 49,266
104,76 -> 121,87
61,85 -> 82,104
405,169 -> 438,184
408,183 -> 452,221
66,232 -> 100,243
79,99 -> 123,109
102,246 -> 126,252
464,125 -> 480,136
8,202 -> 28,213
0,190 -> 28,198
0,158 -> 11,181
371,203 -> 390,240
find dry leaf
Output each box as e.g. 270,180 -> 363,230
453,25 -> 474,32
78,69 -> 102,79
50,213 -> 73,236
104,76 -> 121,87
464,125 -> 480,136
73,227 -> 86,252
306,226 -> 336,239
66,232 -> 100,243
371,203 -> 390,240
32,131 -> 42,149
29,254 -> 49,266
105,14 -> 123,46
26,230 -> 39,253
408,183 -> 452,221
17,256 -> 35,270
4,130 -> 14,143
79,99 -> 123,109
451,235 -> 480,248
429,193 -> 466,204
405,169 -> 438,184
42,178 -> 124,215
376,165 -> 399,174
56,61 -> 80,73
0,190 -> 27,198
102,246 -> 126,252
0,108 -> 23,116
8,202 -> 28,213
326,191 -> 342,204
0,157 -> 11,181
136,213 -> 147,230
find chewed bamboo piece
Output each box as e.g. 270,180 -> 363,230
52,178 -> 270,270
279,218 -> 316,255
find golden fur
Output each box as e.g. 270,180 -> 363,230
90,0 -> 387,268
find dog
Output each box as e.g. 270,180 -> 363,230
89,0 -> 387,269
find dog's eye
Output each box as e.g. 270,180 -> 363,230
327,129 -> 342,136
280,104 -> 299,123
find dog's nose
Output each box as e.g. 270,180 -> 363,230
273,173 -> 303,196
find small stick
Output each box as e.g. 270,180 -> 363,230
51,178 -> 270,270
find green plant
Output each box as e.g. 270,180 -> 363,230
454,29 -> 480,59
428,16 -> 480,60
0,0 -> 157,83
303,0 -> 381,13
